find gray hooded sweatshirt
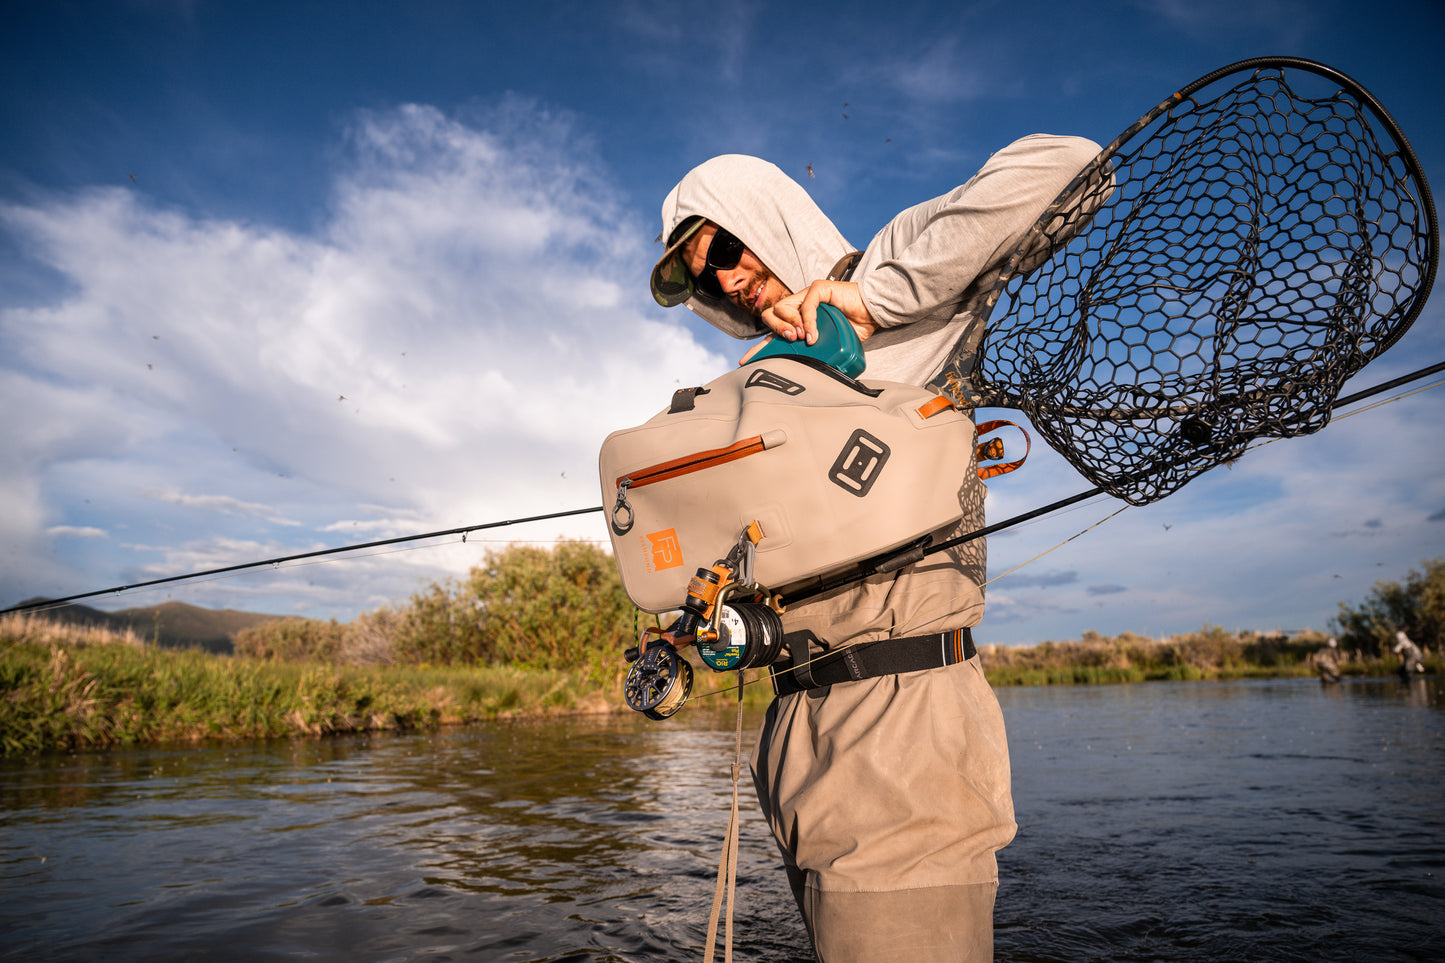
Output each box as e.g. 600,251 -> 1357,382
658,133 -> 1104,387
659,135 -> 1108,957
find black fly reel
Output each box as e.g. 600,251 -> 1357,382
623,640 -> 694,720
623,602 -> 782,720
624,527 -> 782,721
697,602 -> 785,671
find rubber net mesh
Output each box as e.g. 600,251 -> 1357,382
945,61 -> 1436,505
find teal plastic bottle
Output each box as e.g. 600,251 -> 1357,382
744,303 -> 866,378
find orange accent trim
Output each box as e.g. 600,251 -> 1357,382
916,395 -> 954,419
975,420 -> 1032,480
978,462 -> 1025,480
617,435 -> 768,490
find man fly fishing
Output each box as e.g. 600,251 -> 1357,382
649,133 -> 1104,962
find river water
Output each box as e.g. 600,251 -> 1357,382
2,675 -> 1441,962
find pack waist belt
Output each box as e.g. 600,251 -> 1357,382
770,627 -> 976,698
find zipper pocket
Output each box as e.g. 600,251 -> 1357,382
610,429 -> 786,535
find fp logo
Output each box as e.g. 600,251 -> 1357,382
645,529 -> 684,571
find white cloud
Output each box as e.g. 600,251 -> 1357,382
46,526 -> 108,539
144,487 -> 302,526
0,100 -> 727,614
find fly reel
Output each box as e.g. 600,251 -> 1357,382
697,602 -> 785,671
622,522 -> 776,720
624,640 -> 694,720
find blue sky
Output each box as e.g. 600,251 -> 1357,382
2,0 -> 1442,645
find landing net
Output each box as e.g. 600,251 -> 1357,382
946,57 -> 1438,505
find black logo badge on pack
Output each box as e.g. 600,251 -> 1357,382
744,369 -> 805,396
829,429 -> 890,497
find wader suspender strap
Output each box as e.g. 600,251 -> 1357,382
785,633 -> 820,691
827,251 -> 864,282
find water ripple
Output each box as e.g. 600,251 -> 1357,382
2,677 -> 1441,961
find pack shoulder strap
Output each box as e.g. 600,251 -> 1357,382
827,251 -> 864,282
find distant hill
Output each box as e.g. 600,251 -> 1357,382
14,600 -> 289,654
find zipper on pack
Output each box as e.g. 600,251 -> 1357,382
617,430 -> 787,490
609,430 -> 786,535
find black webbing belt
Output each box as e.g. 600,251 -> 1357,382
769,627 -> 977,697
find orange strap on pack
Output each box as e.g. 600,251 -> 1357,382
915,397 -> 1031,480
915,395 -> 955,419
975,419 -> 1031,479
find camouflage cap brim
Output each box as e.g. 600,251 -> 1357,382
650,217 -> 706,307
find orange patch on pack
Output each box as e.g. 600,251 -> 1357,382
645,529 -> 684,571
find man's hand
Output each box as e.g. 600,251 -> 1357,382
738,335 -> 775,366
743,279 -> 877,365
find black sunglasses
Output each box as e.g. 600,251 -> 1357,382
692,226 -> 746,300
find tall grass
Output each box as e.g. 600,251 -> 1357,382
976,626 -> 1401,686
6,611 -> 1436,757
0,613 -> 607,755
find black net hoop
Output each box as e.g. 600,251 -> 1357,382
949,57 -> 1438,505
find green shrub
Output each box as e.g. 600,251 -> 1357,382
390,578 -> 490,665
466,540 -> 634,675
390,540 -> 634,681
1333,557 -> 1444,653
233,617 -> 345,662
204,542 -> 637,680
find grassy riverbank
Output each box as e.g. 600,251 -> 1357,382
977,628 -> 1372,686
3,611 -> 1437,756
0,613 -> 764,755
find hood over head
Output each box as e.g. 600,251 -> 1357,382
651,154 -> 853,339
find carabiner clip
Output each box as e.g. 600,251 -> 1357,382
610,478 -> 635,535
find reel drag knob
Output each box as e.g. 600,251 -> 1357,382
623,642 -> 694,720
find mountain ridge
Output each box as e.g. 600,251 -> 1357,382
14,599 -> 291,653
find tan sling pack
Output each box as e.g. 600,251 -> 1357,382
599,357 -> 978,613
